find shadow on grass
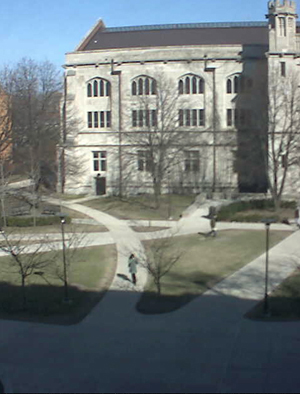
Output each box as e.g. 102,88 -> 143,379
0,281 -> 105,325
245,296 -> 300,322
137,271 -> 217,315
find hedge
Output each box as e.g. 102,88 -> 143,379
4,216 -> 72,227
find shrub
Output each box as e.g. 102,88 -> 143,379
218,199 -> 295,222
5,216 -> 71,227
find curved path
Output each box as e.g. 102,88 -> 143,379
46,197 -> 148,293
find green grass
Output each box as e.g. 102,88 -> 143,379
218,199 -> 296,223
137,230 -> 292,314
0,244 -> 117,324
246,268 -> 300,321
82,194 -> 195,220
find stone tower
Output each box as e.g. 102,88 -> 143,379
267,0 -> 298,52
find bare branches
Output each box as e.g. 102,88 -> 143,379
140,235 -> 182,296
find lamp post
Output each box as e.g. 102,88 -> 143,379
261,218 -> 276,315
58,213 -> 69,302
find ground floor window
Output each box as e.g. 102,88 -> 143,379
137,151 -> 152,172
93,151 -> 107,171
184,151 -> 200,172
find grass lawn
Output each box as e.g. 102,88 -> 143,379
246,268 -> 300,321
6,223 -> 108,234
82,194 -> 195,220
137,230 -> 292,314
218,199 -> 296,223
0,244 -> 117,325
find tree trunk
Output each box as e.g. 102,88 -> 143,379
21,275 -> 27,310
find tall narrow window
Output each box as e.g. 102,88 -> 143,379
279,17 -> 286,37
99,80 -> 104,97
227,109 -> 232,127
151,110 -> 157,127
138,78 -> 143,95
199,78 -> 204,94
93,80 -> 98,97
185,77 -> 190,94
281,62 -> 286,77
100,111 -> 105,128
145,78 -> 150,95
139,110 -> 143,127
192,77 -> 197,94
179,109 -> 184,126
88,112 -> 93,128
179,80 -> 184,95
87,83 -> 92,97
151,80 -> 157,95
192,109 -> 197,126
94,112 -> 99,128
107,111 -> 111,128
234,76 -> 239,94
132,81 -> 137,96
145,110 -> 150,127
106,82 -> 111,97
185,109 -> 190,126
132,110 -> 137,127
227,79 -> 232,94
199,109 -> 205,126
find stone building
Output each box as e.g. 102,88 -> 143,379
59,0 -> 300,198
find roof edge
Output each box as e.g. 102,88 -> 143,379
76,19 -> 106,51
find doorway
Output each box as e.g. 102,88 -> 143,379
95,175 -> 106,195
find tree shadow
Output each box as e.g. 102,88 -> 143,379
0,281 -> 106,325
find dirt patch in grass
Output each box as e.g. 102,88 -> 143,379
137,230 -> 292,314
246,268 -> 300,321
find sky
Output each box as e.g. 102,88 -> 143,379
0,0 -> 299,70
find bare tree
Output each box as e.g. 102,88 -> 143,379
0,230 -> 51,309
124,73 -> 195,206
266,67 -> 300,210
141,235 -> 182,296
2,58 -> 62,192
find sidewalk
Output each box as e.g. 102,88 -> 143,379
1,199 -> 300,393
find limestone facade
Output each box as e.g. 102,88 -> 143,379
60,0 -> 300,198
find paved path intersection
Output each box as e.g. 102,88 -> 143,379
0,198 -> 300,393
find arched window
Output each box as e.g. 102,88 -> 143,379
192,77 -> 197,94
87,78 -> 111,97
185,77 -> 190,94
132,81 -> 137,96
179,80 -> 184,95
99,80 -> 104,97
145,78 -> 150,95
93,80 -> 98,97
179,75 -> 204,95
132,76 -> 157,96
138,78 -> 143,95
227,79 -> 232,94
199,78 -> 204,94
106,81 -> 111,97
151,79 -> 157,95
87,83 -> 92,97
234,76 -> 239,94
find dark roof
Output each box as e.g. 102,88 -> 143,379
77,21 -> 270,51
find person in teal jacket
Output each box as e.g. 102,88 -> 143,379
128,253 -> 139,284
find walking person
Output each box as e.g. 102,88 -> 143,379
128,253 -> 139,285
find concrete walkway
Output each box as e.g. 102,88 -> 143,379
1,198 -> 300,393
